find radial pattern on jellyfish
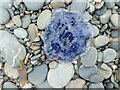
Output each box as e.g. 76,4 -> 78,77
41,9 -> 94,62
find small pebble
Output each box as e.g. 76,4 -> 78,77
111,30 -> 119,38
49,61 -> 58,69
22,15 -> 31,28
3,82 -> 17,88
51,0 -> 65,9
12,15 -> 22,27
89,82 -> 104,88
104,0 -> 115,8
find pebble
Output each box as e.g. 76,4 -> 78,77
36,80 -> 52,88
104,0 -> 115,8
115,68 -> 120,81
111,30 -> 119,38
12,15 -> 22,27
0,0 -> 12,9
95,1 -> 104,9
0,7 -> 10,24
98,64 -> 112,79
110,14 -> 120,28
27,24 -> 38,41
65,78 -> 86,88
89,74 -> 104,82
22,0 -> 45,11
106,82 -> 114,88
89,82 -> 104,88
88,3 -> 95,13
22,15 -> 31,28
70,0 -> 87,15
94,35 -> 109,47
49,61 -> 58,69
110,41 -> 120,51
14,28 -> 28,38
79,65 -> 98,80
0,30 -> 26,67
28,64 -> 48,85
81,47 -> 97,67
5,20 -> 14,28
100,10 -> 111,24
97,51 -> 103,62
4,63 -> 19,79
103,48 -> 117,63
83,11 -> 92,21
22,83 -> 32,88
95,5 -> 107,15
47,63 -> 74,88
3,82 -> 17,88
37,10 -> 52,30
51,0 -> 65,8
92,25 -> 99,37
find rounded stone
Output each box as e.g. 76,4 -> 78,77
49,61 -> 58,69
22,15 -> 31,28
109,41 -> 120,51
22,0 -> 45,11
92,25 -> 99,37
94,35 -> 109,47
12,15 -> 22,27
111,30 -> 119,38
110,14 -> 120,28
47,63 -> 74,88
79,65 -> 98,80
81,47 -> 97,67
37,10 -> 52,30
14,28 -> 28,38
89,74 -> 104,82
89,82 -> 104,88
28,64 -> 48,85
103,48 -> 117,63
3,82 -> 17,88
51,0 -> 65,9
0,7 -> 10,24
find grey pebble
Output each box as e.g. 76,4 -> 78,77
100,10 -> 111,24
89,82 -> 104,88
14,28 -> 28,38
104,0 -> 115,8
110,41 -> 120,51
89,74 -> 104,82
0,7 -> 10,24
106,82 -> 114,88
103,48 -> 117,63
79,65 -> 98,80
28,64 -> 48,85
36,80 -> 52,88
81,47 -> 97,67
22,15 -> 31,28
70,0 -> 87,15
31,54 -> 41,61
111,30 -> 119,38
22,0 -> 45,11
95,5 -> 107,16
83,11 -> 92,21
3,82 -> 17,88
100,24 -> 108,32
92,25 -> 99,37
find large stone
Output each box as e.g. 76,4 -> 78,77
0,30 -> 26,67
47,63 -> 74,88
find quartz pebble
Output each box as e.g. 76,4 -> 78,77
47,63 -> 74,88
110,14 -> 120,28
27,24 -> 38,41
94,35 -> 109,47
4,63 -> 19,79
81,47 -> 97,67
12,15 -> 22,27
103,48 -> 117,63
100,10 -> 111,24
49,61 -> 58,69
0,7 -> 10,24
70,0 -> 87,15
65,78 -> 86,88
22,0 -> 45,11
37,10 -> 52,30
79,65 -> 98,80
28,64 -> 48,85
0,30 -> 26,67
22,15 -> 31,28
14,28 -> 28,38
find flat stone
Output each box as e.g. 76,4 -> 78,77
81,47 -> 97,67
28,64 -> 48,85
79,65 -> 98,80
49,61 -> 58,69
22,0 -> 45,11
89,82 -> 104,88
0,7 -> 10,24
14,28 -> 28,39
89,74 -> 104,82
100,10 -> 111,24
70,0 -> 87,15
4,63 -> 19,79
12,15 -> 22,27
110,14 -> 120,28
37,10 -> 52,29
98,64 -> 112,79
47,63 -> 74,88
0,30 -> 26,67
27,24 -> 38,41
104,0 -> 115,8
22,15 -> 31,28
51,0 -> 65,8
3,82 -> 17,88
92,25 -> 99,37
65,78 -> 86,88
103,48 -> 117,63
94,35 -> 109,47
